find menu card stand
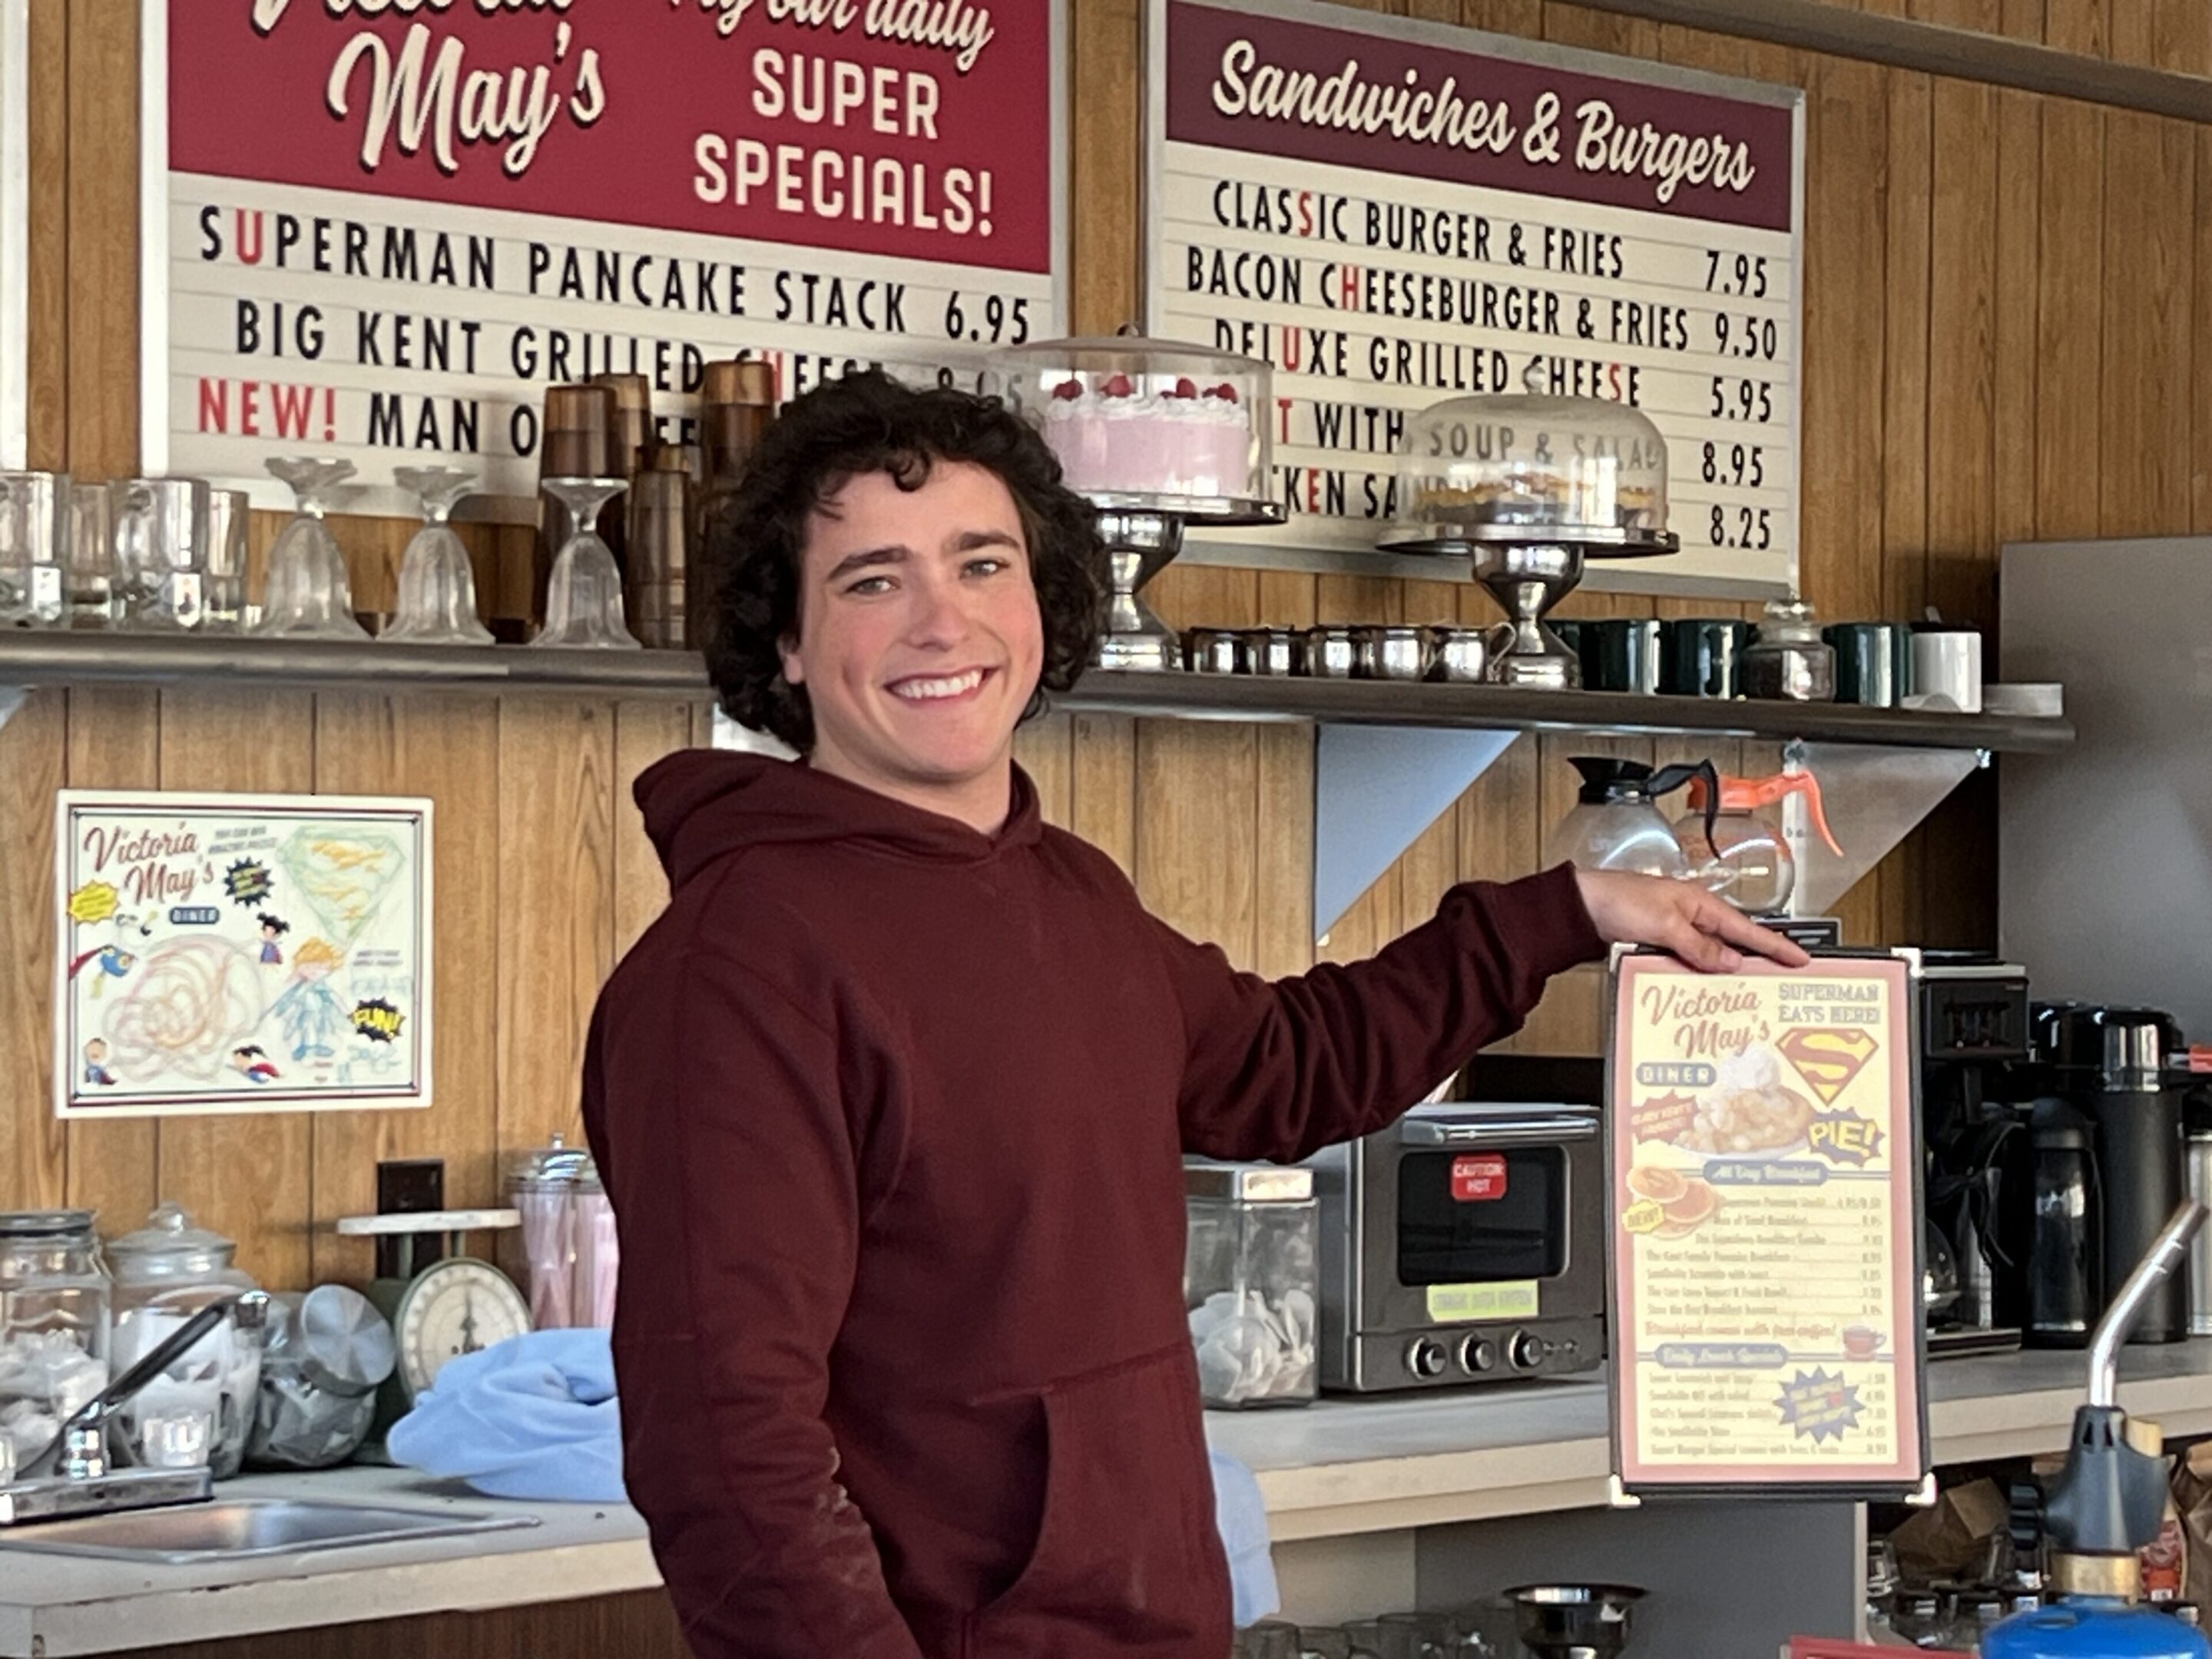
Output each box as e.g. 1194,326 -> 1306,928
1605,945 -> 1932,1505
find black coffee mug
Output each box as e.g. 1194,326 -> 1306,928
1661,618 -> 1751,699
1549,619 -> 1583,658
1580,619 -> 1664,694
1826,621 -> 1909,707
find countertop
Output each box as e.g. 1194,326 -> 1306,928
0,1465 -> 653,1657
1214,1339 -> 2212,1541
4,1342 -> 2209,1654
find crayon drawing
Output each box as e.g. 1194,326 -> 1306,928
53,792 -> 432,1118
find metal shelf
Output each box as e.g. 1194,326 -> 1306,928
0,633 -> 2074,754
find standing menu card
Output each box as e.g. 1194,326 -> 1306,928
1608,949 -> 1928,1501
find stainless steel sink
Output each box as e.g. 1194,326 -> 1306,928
0,1498 -> 540,1563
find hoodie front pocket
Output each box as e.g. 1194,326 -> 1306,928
965,1344 -> 1230,1657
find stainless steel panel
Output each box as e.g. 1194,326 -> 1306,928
1999,538 -> 2212,1041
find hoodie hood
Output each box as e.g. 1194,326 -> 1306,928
637,750 -> 1043,889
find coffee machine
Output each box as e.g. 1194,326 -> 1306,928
1919,957 -> 2033,1354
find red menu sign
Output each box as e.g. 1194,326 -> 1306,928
141,0 -> 1065,515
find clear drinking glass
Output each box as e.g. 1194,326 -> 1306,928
257,459 -> 366,641
111,477 -> 211,631
532,478 -> 639,650
0,471 -> 69,626
383,465 -> 492,646
203,489 -> 250,634
65,483 -> 114,628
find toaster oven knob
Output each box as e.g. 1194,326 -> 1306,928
1406,1337 -> 1449,1379
1459,1336 -> 1497,1373
1507,1330 -> 1547,1372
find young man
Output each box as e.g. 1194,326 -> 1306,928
583,372 -> 1804,1659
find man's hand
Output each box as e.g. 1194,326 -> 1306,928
1573,869 -> 1813,973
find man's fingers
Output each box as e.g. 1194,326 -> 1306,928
1670,917 -> 1738,973
1697,896 -> 1811,968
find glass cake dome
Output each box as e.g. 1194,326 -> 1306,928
1380,389 -> 1678,555
994,335 -> 1280,525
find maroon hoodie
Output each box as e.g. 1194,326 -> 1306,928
582,751 -> 1605,1659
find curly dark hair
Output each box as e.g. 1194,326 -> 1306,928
700,369 -> 1104,752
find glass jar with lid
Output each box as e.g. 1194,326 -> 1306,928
1743,595 -> 1837,702
1183,1163 -> 1318,1409
992,334 -> 1274,514
1381,389 -> 1676,554
502,1134 -> 619,1330
0,1210 -> 111,1477
106,1204 -> 267,1478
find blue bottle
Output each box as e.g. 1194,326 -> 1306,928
1982,1204 -> 2210,1659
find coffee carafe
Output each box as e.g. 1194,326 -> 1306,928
2015,1098 -> 2102,1348
2038,1005 -> 2190,1345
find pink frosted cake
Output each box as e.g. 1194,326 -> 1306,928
1042,374 -> 1253,502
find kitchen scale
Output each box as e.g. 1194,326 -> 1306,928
337,1159 -> 533,1454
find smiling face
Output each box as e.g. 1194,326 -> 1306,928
780,461 -> 1044,831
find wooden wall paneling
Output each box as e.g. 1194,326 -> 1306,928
2199,135 -> 2212,532
1541,3 -> 1661,56
1,694 -> 67,1210
1460,733 -> 1543,1053
25,0 -> 66,469
64,0 -> 138,477
152,691 -> 317,1289
1991,61 -> 2042,556
1253,571 -> 1318,981
2042,0 -> 2107,59
494,702 -> 615,1161
1463,0 -> 1544,36
62,688 -> 161,1228
1069,0 -> 1142,334
1069,714 -> 1138,876
1796,48 -> 1886,685
2032,103 -> 2106,536
2094,104 -> 2193,538
307,696 -> 501,1285
1876,61 -> 1931,951
611,703 -> 695,958
495,522 -> 538,628
1136,566 -> 1261,966
105,1588 -> 688,1659
1013,711 -> 1076,830
1918,37 -> 2002,950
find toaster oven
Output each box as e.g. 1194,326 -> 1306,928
1305,1065 -> 1606,1392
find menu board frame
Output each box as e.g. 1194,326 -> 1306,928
1142,0 -> 1804,597
0,0 -> 26,470
1605,945 -> 1931,1503
136,0 -> 1069,521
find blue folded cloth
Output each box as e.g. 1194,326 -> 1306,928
386,1332 -> 1282,1626
386,1329 -> 625,1503
1210,1449 -> 1281,1628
